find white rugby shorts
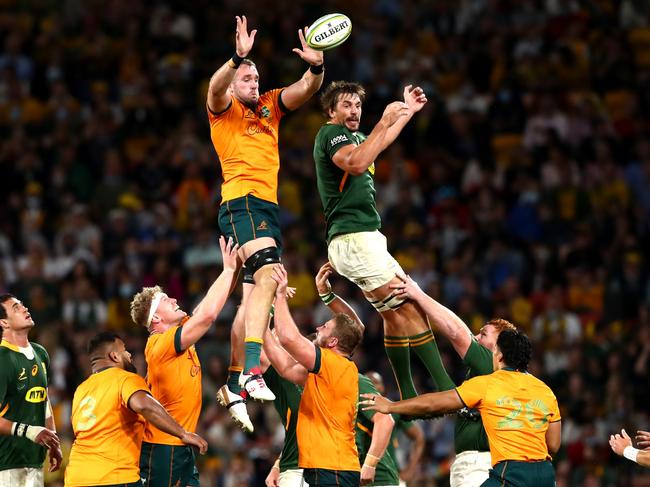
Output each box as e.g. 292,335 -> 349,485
328,231 -> 404,293
0,467 -> 43,487
450,450 -> 491,487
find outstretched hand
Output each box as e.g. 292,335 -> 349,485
292,26 -> 324,67
381,101 -> 410,127
219,236 -> 239,272
235,15 -> 257,57
271,264 -> 289,299
403,85 -> 427,113
609,428 -> 632,456
359,393 -> 393,414
390,273 -> 423,301
315,262 -> 334,295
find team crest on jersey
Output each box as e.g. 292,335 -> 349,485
18,368 -> 26,381
259,106 -> 271,118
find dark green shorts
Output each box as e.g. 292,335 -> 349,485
303,468 -> 360,487
482,460 -> 555,487
139,442 -> 199,487
218,194 -> 283,251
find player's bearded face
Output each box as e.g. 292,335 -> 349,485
123,356 -> 138,374
331,93 -> 361,131
232,65 -> 260,109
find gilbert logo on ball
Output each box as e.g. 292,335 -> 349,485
306,13 -> 352,51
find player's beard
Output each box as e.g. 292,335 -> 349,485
124,360 -> 138,374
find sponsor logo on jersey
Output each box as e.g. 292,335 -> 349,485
329,134 -> 349,147
257,220 -> 268,231
25,386 -> 47,403
31,364 -> 38,376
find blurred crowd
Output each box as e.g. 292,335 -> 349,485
1,0 -> 650,485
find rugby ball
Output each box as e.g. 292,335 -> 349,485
306,13 -> 352,51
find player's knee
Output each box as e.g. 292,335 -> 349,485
244,246 -> 280,281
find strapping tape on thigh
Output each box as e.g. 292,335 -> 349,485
367,292 -> 407,312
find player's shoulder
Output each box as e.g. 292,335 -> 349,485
357,374 -> 377,394
31,342 -> 49,359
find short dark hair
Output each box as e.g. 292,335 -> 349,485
497,329 -> 532,371
0,294 -> 16,320
87,331 -> 121,356
332,313 -> 363,356
319,81 -> 366,117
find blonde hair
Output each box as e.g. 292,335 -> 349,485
130,286 -> 162,328
486,318 -> 517,334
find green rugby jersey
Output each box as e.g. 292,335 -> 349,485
356,374 -> 400,486
313,123 -> 381,243
0,340 -> 50,470
454,339 -> 492,454
263,366 -> 302,472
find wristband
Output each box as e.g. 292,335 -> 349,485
12,422 -> 45,443
228,53 -> 244,69
271,459 -> 280,471
309,64 -> 324,75
624,445 -> 640,463
319,292 -> 336,305
364,453 -> 380,468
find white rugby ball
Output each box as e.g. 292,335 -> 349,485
306,13 -> 352,51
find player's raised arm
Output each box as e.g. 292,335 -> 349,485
207,15 -> 257,113
390,274 -> 474,358
180,236 -> 238,350
331,101 -> 410,175
383,85 -> 427,143
280,27 -> 324,111
270,264 -> 318,370
262,327 -> 309,385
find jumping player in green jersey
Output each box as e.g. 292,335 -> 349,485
0,294 -> 62,486
312,81 -> 455,404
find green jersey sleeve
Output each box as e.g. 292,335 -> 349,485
463,339 -> 494,377
319,124 -> 355,160
357,375 -> 379,421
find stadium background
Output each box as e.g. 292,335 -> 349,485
1,0 -> 650,485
